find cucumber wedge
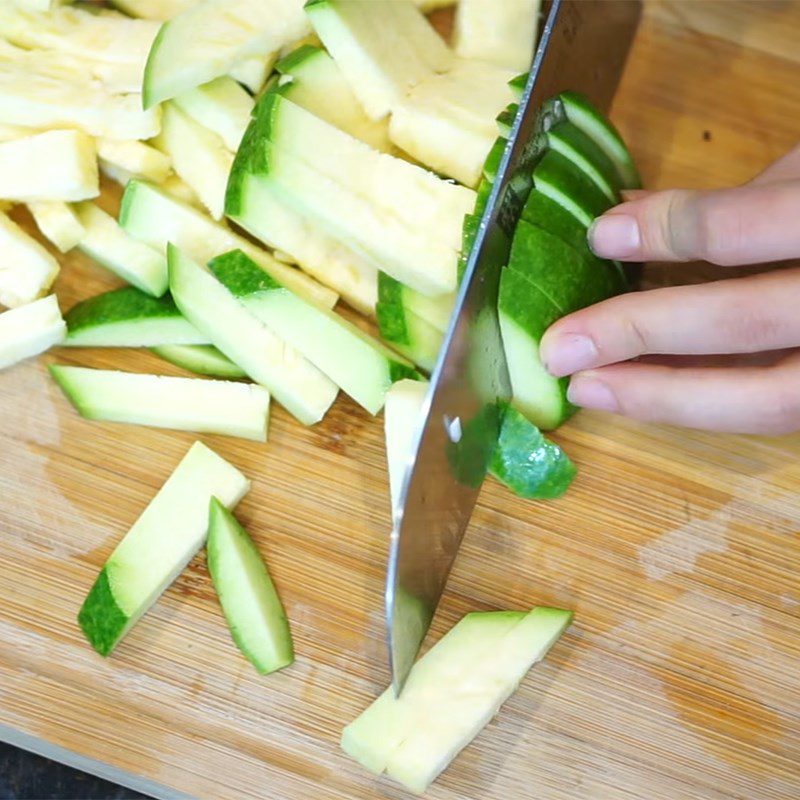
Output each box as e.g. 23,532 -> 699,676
51,366 -> 270,441
490,404 -> 575,499
342,607 -> 572,793
454,0 -> 540,72
207,498 -> 294,674
0,295 -> 66,371
173,75 -> 254,152
27,201 -> 85,253
227,173 -> 378,316
155,103 -> 233,220
305,0 -> 453,121
168,245 -> 338,425
78,441 -> 250,656
97,139 -> 171,184
275,45 -> 390,151
120,180 -> 337,310
143,0 -> 309,108
151,344 -> 246,379
0,211 -> 60,308
74,202 -> 168,297
64,287 -> 208,348
0,130 -> 98,202
209,249 -> 418,414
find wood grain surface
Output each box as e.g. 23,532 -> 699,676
1,3 -> 799,798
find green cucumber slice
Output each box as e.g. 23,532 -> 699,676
167,244 -> 338,426
150,344 -> 246,379
64,287 -> 208,348
490,404 -> 576,499
209,249 -> 419,415
78,441 -> 250,656
51,365 -> 270,441
376,300 -> 443,373
378,272 -> 453,335
207,498 -> 294,675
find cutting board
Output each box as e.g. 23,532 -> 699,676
1,3 -> 799,798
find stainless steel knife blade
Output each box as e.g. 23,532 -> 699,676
386,0 -> 641,695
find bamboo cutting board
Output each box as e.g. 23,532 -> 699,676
1,3 -> 799,798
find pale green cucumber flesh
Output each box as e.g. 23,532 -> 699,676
150,344 -> 246,379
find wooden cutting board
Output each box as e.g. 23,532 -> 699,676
1,3 -> 798,798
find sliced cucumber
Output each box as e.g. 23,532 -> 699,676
168,245 -> 338,426
533,149 -> 614,226
120,180 -> 337,309
0,295 -> 66,371
496,102 -> 518,137
155,103 -> 233,220
543,91 -> 641,189
64,287 -> 208,348
209,249 -> 418,415
78,441 -> 250,656
74,202 -> 168,297
343,607 -> 572,793
51,366 -> 270,441
509,220 -> 625,312
151,344 -> 245,379
111,0 -> 197,21
97,138 -> 171,184
389,60 -> 516,187
498,267 -> 571,430
454,0 -> 540,72
0,61 -> 161,140
173,75 -> 254,152
305,0 -> 453,121
0,211 -> 60,308
383,608 -> 573,794
376,298 -> 443,373
384,378 -> 428,514
228,50 -> 278,94
0,129 -> 98,202
227,173 -> 378,316
143,0 -> 309,108
508,72 -> 527,98
275,45 -> 390,151
378,273 -> 453,335
27,201 -> 85,253
490,404 -> 575,499
207,498 -> 294,674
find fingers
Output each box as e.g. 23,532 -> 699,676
540,268 -> 800,376
588,181 -> 800,265
750,142 -> 800,184
566,350 -> 800,435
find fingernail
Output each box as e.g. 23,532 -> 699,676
542,333 -> 598,377
589,214 -> 641,259
567,374 -> 619,412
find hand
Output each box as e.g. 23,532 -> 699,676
539,144 -> 800,435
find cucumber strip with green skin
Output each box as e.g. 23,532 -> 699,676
508,220 -> 626,313
377,272 -> 453,334
533,149 -> 613,226
64,287 -> 209,348
209,250 -> 419,415
482,136 -> 507,184
206,498 -> 294,675
496,102 -> 518,137
168,244 -> 338,426
51,365 -> 270,441
498,267 -> 573,430
78,441 -> 250,656
508,72 -> 528,98
545,121 -> 622,202
375,300 -> 442,374
150,344 -> 246,379
490,404 -> 576,499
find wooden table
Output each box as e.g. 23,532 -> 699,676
1,2 -> 798,798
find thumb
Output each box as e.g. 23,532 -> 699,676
589,181 -> 800,265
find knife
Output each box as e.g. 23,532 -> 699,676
386,0 -> 641,695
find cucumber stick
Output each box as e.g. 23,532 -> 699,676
143,0 -> 309,108
375,299 -> 443,374
64,287 -> 208,348
378,272 -> 454,334
97,138 -> 171,184
0,211 -> 60,308
168,245 -> 338,426
0,295 -> 66,370
120,179 -> 338,310
27,201 -> 85,253
74,202 -> 168,297
209,249 -> 418,415
151,344 -> 245,379
342,607 -> 572,793
207,499 -> 294,674
51,366 -> 269,441
78,441 -> 250,656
